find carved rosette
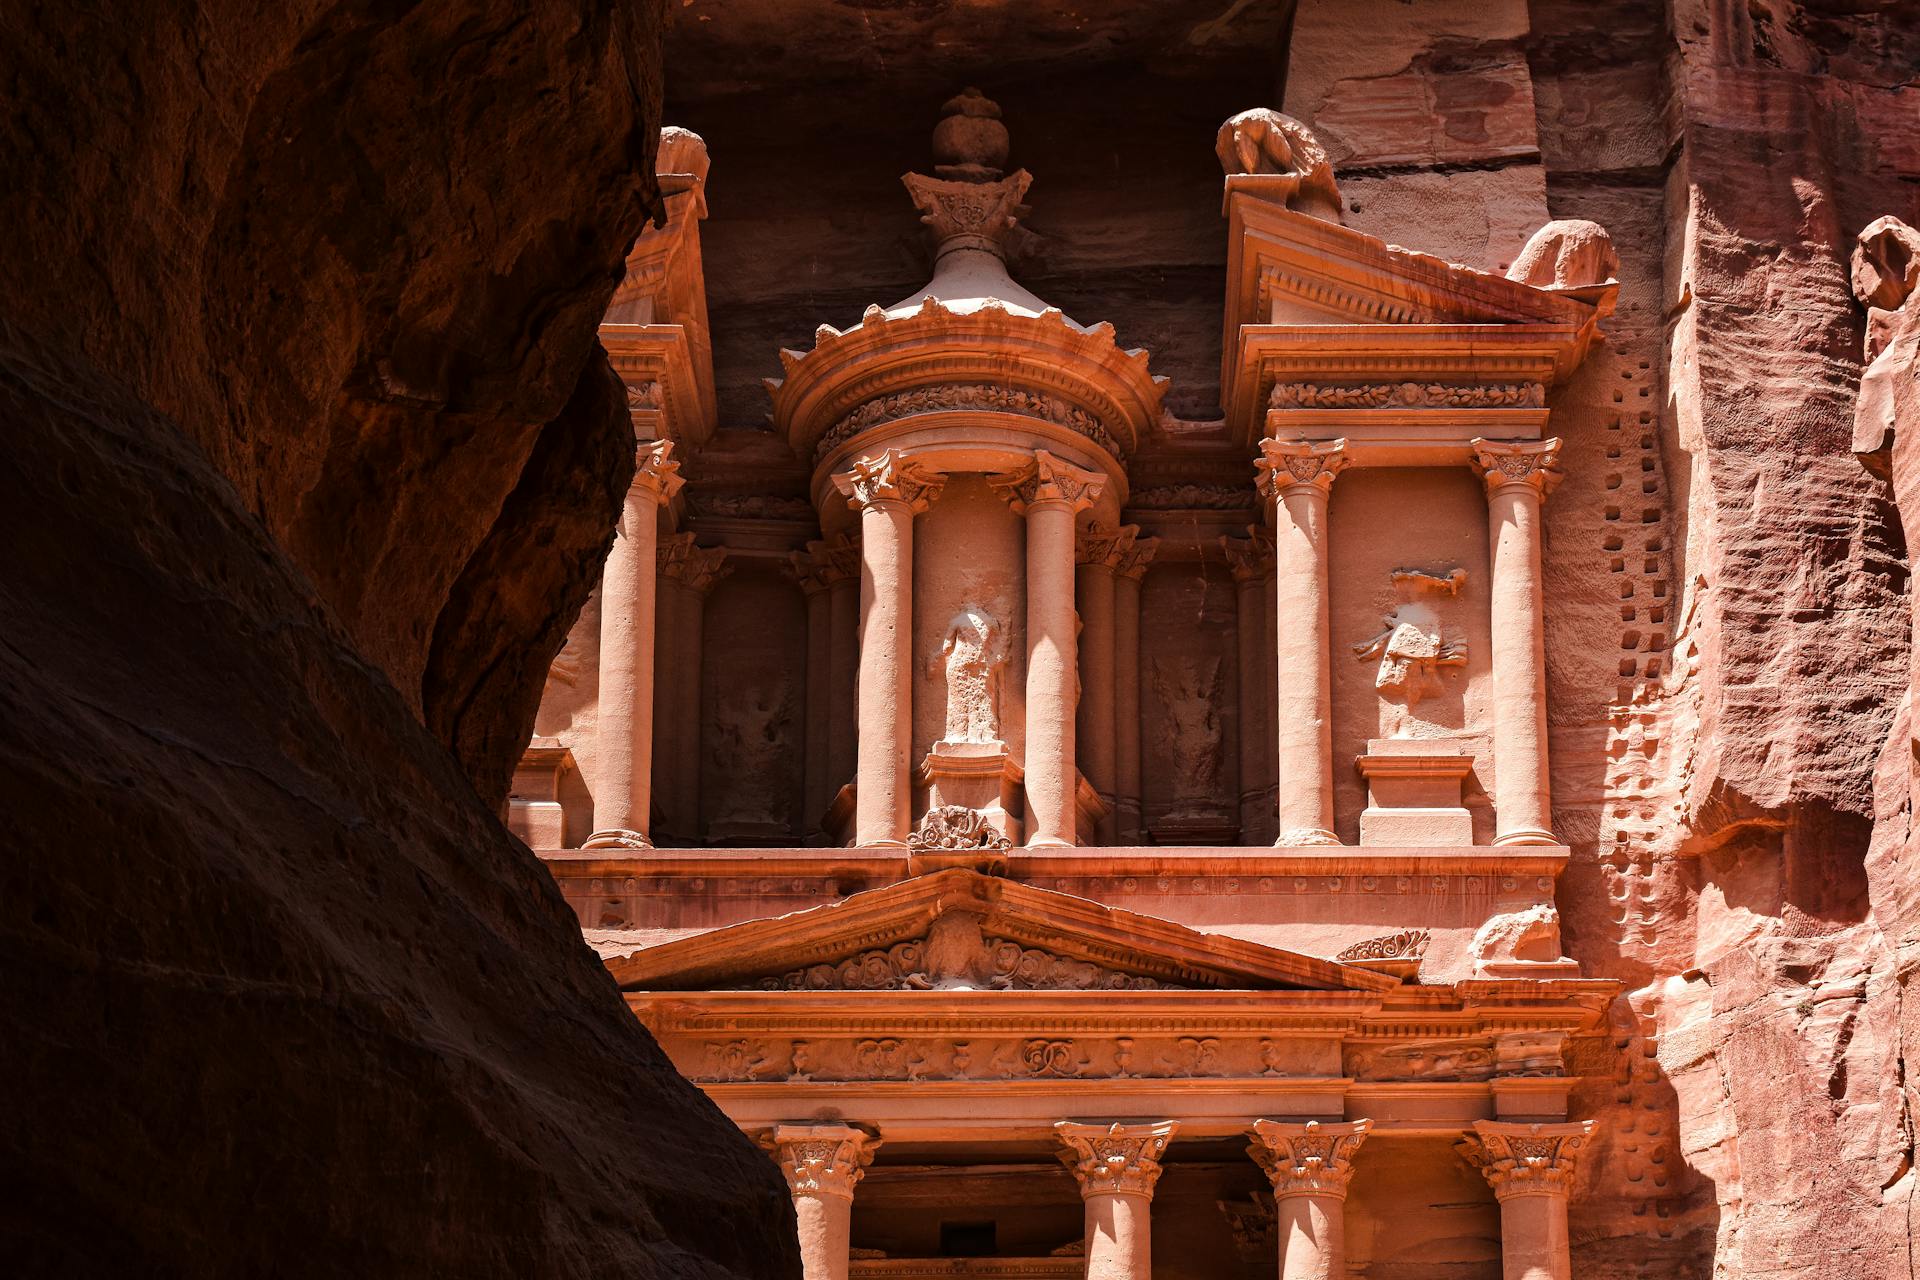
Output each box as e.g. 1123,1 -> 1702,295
1055,1121 -> 1179,1199
833,449 -> 947,514
1256,438 -> 1350,500
992,450 -> 1106,515
1459,1120 -> 1593,1199
1247,1119 -> 1372,1200
1470,437 -> 1564,501
1115,534 -> 1159,583
1076,523 -> 1137,570
631,437 -> 685,504
764,1124 -> 881,1201
657,532 -> 731,595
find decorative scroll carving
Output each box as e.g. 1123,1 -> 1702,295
1471,437 -> 1564,500
686,1034 -> 1346,1084
632,438 -> 684,502
1352,569 -> 1468,705
764,1124 -> 880,1201
991,449 -> 1107,515
1247,1119 -> 1372,1199
1459,1121 -> 1593,1198
1128,484 -> 1253,510
834,448 -> 947,513
1056,1121 -> 1178,1199
1337,928 -> 1431,963
1214,108 -> 1341,221
817,384 -> 1122,462
1268,381 -> 1545,410
933,607 -> 1009,744
1008,1038 -> 1090,1078
737,933 -> 1174,993
910,805 -> 1012,855
656,533 -> 731,594
1256,438 -> 1349,498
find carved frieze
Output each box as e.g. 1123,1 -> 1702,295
1346,1040 -> 1496,1083
691,493 -> 813,520
734,934 -> 1174,994
1128,484 -> 1254,510
816,384 -> 1123,462
1268,381 -> 1544,410
1336,929 -> 1431,964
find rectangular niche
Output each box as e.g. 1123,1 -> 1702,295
699,562 -> 806,844
1137,557 -> 1241,845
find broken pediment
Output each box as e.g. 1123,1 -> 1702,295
607,869 -> 1397,994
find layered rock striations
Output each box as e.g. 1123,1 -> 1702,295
0,1 -> 795,1274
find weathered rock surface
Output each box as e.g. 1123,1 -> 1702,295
0,1 -> 795,1274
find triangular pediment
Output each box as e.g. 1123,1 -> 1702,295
605,869 -> 1397,994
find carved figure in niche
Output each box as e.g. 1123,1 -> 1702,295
1353,569 -> 1468,706
932,603 -> 1008,744
1213,108 -> 1342,221
708,677 -> 796,828
1150,655 -> 1225,811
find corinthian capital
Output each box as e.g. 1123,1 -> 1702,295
992,450 -> 1106,515
1077,523 -> 1138,569
1459,1120 -> 1592,1199
1470,438 -> 1564,501
632,438 -> 685,504
1256,438 -> 1350,499
1116,534 -> 1160,583
1219,533 -> 1272,584
1247,1119 -> 1371,1200
763,1124 -> 881,1202
1055,1120 -> 1178,1199
833,449 -> 946,514
657,532 -> 731,595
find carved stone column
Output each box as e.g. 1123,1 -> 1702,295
585,440 -> 683,848
1223,533 -> 1273,847
1460,1120 -> 1592,1280
1257,439 -> 1349,846
823,535 -> 861,814
834,451 -> 944,848
1113,536 -> 1158,843
765,1124 -> 881,1280
653,534 -> 730,843
1247,1119 -> 1371,1280
1077,525 -> 1134,844
1056,1120 -> 1178,1280
1470,439 -> 1563,846
791,541 -> 838,838
995,451 -> 1106,847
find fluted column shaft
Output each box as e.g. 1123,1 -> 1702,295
997,451 -> 1105,848
1259,440 -> 1349,846
1077,526 -> 1133,845
586,440 -> 683,848
1057,1121 -> 1177,1280
1113,538 -> 1156,844
835,452 -> 943,848
1248,1119 -> 1371,1280
1472,439 -> 1563,846
766,1124 -> 880,1280
1462,1120 -> 1592,1280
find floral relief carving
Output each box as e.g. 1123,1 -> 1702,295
736,933 -> 1176,993
1459,1121 -> 1593,1198
817,384 -> 1122,461
1128,484 -> 1255,510
1056,1121 -> 1179,1199
910,805 -> 1012,855
1336,928 -> 1431,963
1269,381 -> 1545,409
1248,1119 -> 1372,1198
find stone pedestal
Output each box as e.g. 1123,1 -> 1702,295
767,1124 -> 882,1280
1258,439 -> 1349,847
507,740 -> 576,849
1247,1119 -> 1370,1280
1461,1120 -> 1592,1280
1471,439 -> 1562,846
1354,739 -> 1475,846
836,451 -> 944,848
1056,1121 -> 1177,1280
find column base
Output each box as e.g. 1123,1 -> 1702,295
1274,828 -> 1343,847
1493,828 -> 1559,847
582,828 -> 653,850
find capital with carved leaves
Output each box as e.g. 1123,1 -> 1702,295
764,1123 -> 882,1202
632,437 -> 685,504
1219,532 -> 1272,584
992,449 -> 1107,515
1116,534 -> 1159,583
1470,438 -> 1564,501
1256,437 -> 1350,499
1077,523 -> 1137,569
1247,1118 -> 1372,1200
1460,1120 -> 1592,1200
833,449 -> 946,514
657,532 -> 731,595
1056,1120 -> 1178,1199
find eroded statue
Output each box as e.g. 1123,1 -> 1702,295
1353,569 -> 1468,705
934,603 -> 1008,744
1150,655 -> 1225,809
1507,218 -> 1619,290
1213,108 -> 1342,222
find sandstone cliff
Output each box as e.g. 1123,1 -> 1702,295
0,2 -> 796,1274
